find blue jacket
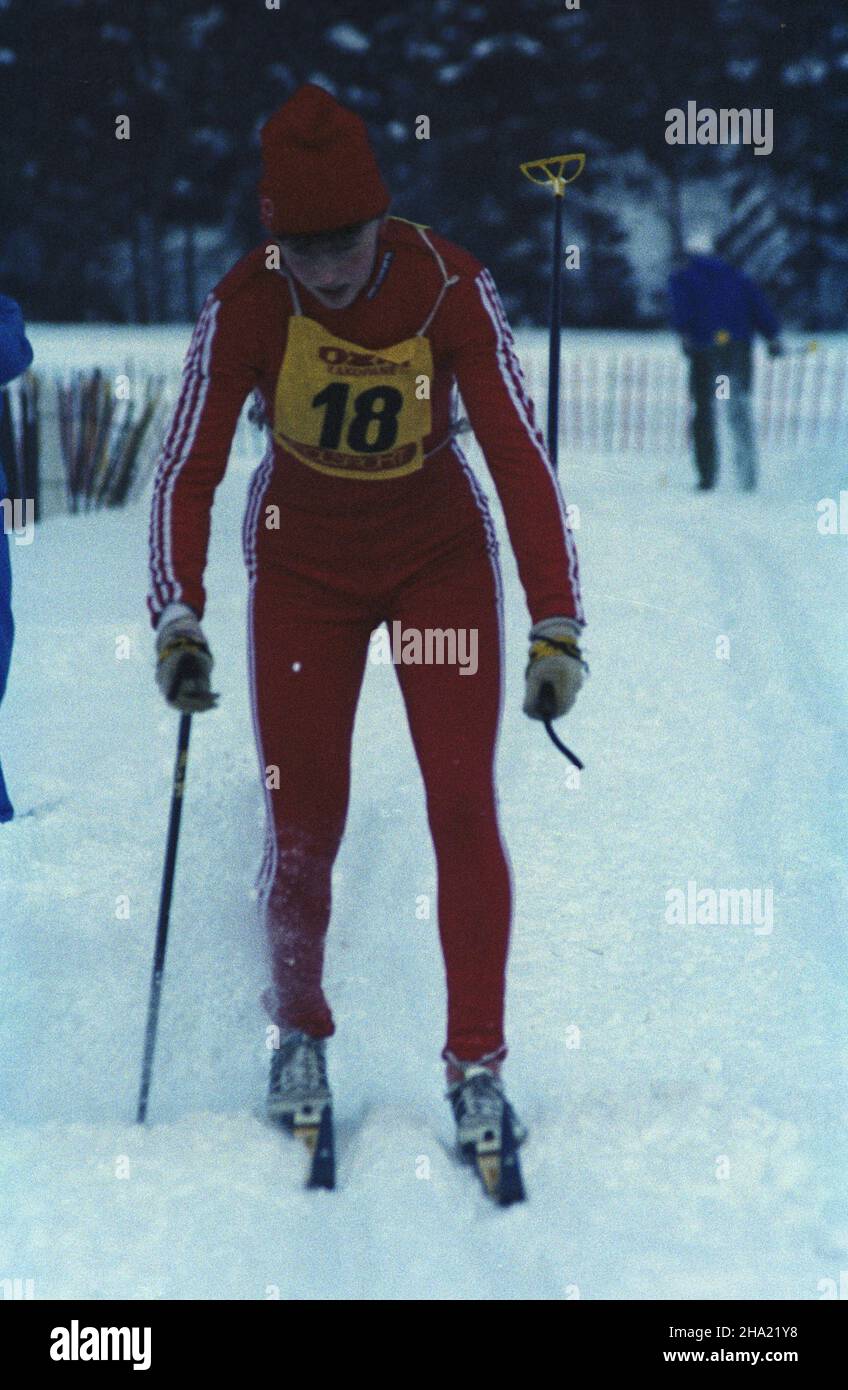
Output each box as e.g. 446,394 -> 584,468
0,293 -> 28,818
668,255 -> 780,349
0,294 -> 33,388
0,294 -> 33,498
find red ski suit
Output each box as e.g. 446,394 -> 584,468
148,216 -> 583,1064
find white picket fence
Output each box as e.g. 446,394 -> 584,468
519,344 -> 848,460
13,337 -> 848,520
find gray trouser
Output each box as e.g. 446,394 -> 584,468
688,341 -> 757,490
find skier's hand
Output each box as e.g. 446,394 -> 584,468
680,336 -> 694,357
155,603 -> 219,713
767,337 -> 785,359
523,617 -> 587,721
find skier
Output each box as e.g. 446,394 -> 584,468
147,84 -> 585,1165
0,293 -> 34,823
669,230 -> 784,491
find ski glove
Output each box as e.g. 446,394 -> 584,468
523,616 -> 587,721
767,338 -> 785,359
155,602 -> 219,713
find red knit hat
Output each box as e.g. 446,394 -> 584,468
258,84 -> 390,237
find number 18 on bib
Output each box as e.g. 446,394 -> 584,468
273,317 -> 434,480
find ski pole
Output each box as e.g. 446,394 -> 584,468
520,152 -> 586,770
537,681 -> 584,770
136,711 -> 192,1123
519,152 -> 585,471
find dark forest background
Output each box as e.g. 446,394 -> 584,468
1,0 -> 845,327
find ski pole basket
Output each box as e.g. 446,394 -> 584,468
519,152 -> 586,197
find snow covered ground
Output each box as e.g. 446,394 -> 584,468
1,329 -> 846,1299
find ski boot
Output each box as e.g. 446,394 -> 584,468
267,1028 -> 335,1189
446,1054 -> 527,1204
267,1028 -> 331,1127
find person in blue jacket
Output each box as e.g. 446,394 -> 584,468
669,230 -> 784,491
0,294 -> 34,821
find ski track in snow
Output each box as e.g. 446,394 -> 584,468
1,340 -> 846,1299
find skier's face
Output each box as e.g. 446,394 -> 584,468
276,218 -> 382,309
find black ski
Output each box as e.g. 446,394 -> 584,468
466,1108 -> 526,1206
304,1104 -> 336,1191
272,1103 -> 336,1191
494,1107 -> 526,1205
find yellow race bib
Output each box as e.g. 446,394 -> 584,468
272,316 -> 433,480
